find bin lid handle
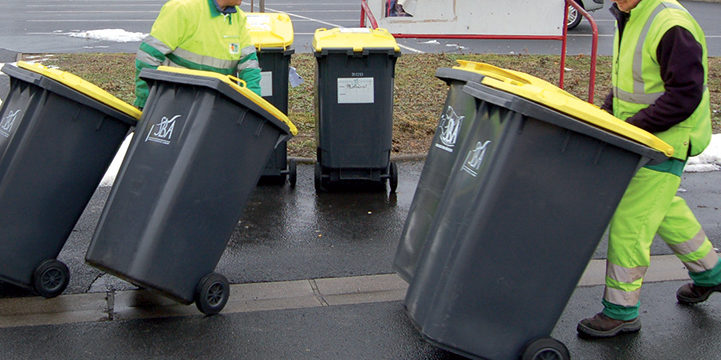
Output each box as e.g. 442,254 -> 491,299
456,60 -> 674,157
155,66 -> 297,136
17,61 -> 141,120
454,60 -> 529,86
227,75 -> 247,89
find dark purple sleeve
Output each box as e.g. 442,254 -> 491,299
601,90 -> 614,114
625,26 -> 705,133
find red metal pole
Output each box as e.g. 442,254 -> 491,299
360,0 -> 379,29
391,34 -> 563,40
360,1 -> 366,27
560,0 -> 569,90
566,0 -> 599,103
359,0 -> 596,102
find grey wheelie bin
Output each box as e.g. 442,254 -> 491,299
85,67 -> 297,315
393,61 -> 486,282
248,12 -> 297,186
403,62 -> 673,360
0,62 -> 139,298
312,28 -> 401,192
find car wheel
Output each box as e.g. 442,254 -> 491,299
567,4 -> 583,30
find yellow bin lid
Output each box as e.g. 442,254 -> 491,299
454,60 -> 674,157
246,13 -> 294,50
156,66 -> 297,135
17,61 -> 141,121
313,28 -> 400,53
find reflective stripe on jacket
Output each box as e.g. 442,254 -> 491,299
612,0 -> 711,160
134,0 -> 261,108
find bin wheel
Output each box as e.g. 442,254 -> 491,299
521,337 -> 570,360
314,163 -> 326,192
194,273 -> 229,315
33,259 -> 69,298
288,159 -> 297,188
388,162 -> 398,193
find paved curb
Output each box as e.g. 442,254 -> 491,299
0,255 -> 691,329
292,153 -> 427,165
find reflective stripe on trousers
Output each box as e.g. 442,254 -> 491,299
604,167 -> 717,308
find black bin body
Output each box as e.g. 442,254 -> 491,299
404,81 -> 667,360
314,48 -> 399,182
393,67 -> 484,282
0,64 -> 135,290
259,48 -> 294,178
85,69 -> 291,304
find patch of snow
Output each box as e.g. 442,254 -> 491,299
686,133 -> 721,172
100,133 -> 133,187
68,29 -> 147,43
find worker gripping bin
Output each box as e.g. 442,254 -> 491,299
312,28 -> 400,192
0,62 -> 139,297
393,61 -> 485,282
247,12 -> 297,186
85,67 -> 296,315
403,63 -> 673,360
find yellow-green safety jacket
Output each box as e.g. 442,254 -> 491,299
612,0 -> 711,160
134,0 -> 261,108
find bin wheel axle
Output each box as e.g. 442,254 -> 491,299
314,163 -> 327,192
195,272 -> 229,315
288,159 -> 297,188
521,337 -> 570,360
388,162 -> 398,193
33,259 -> 69,298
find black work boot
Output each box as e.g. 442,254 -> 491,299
577,312 -> 641,338
677,282 -> 721,304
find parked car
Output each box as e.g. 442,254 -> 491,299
567,0 -> 604,29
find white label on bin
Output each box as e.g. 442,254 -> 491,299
337,77 -> 374,104
434,106 -> 464,153
260,71 -> 273,97
461,140 -> 491,177
0,109 -> 20,138
246,15 -> 272,32
145,114 -> 180,145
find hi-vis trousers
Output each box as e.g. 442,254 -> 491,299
602,166 -> 721,320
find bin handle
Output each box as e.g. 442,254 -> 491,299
455,60 -> 530,86
227,75 -> 247,88
220,75 -> 248,94
226,74 -> 299,136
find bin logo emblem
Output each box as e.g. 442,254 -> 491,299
461,140 -> 492,177
145,115 -> 180,145
434,106 -> 464,153
0,109 -> 21,138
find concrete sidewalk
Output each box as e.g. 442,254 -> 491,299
0,255 -> 692,329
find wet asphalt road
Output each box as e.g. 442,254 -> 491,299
3,280 -> 721,360
1,161 -> 718,299
2,1 -> 721,358
0,161 -> 719,359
